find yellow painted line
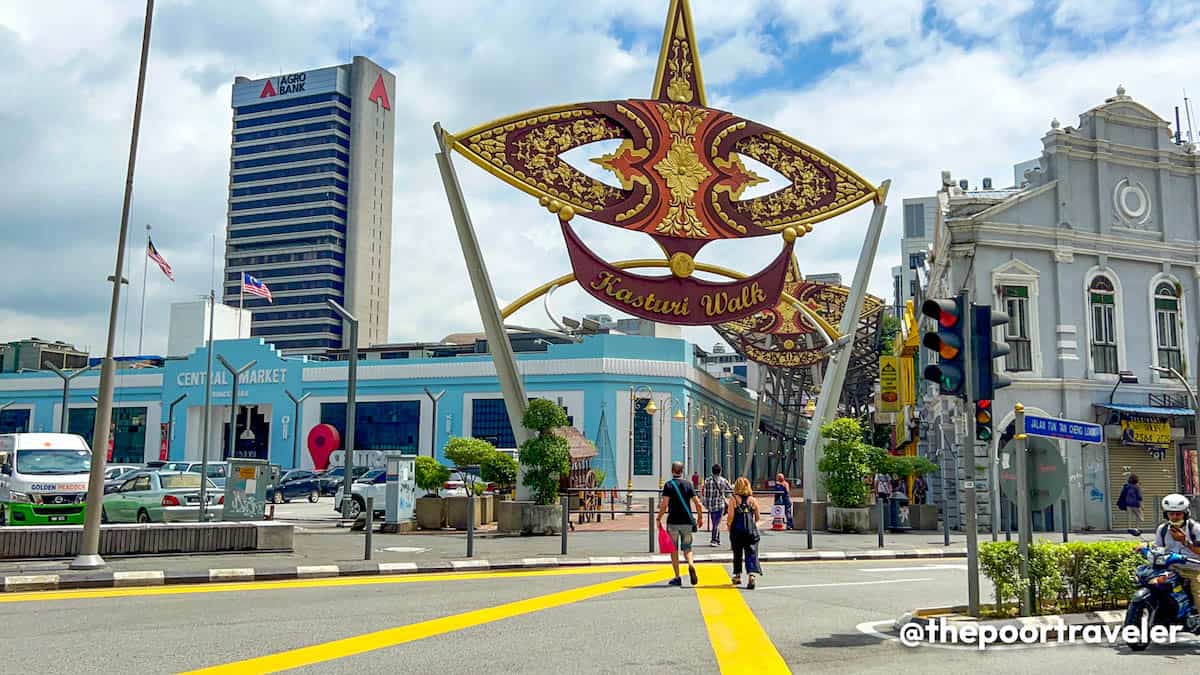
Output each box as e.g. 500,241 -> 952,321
0,564 -> 663,605
184,566 -> 675,674
695,565 -> 790,674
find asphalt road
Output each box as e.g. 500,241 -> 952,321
5,558 -> 1199,673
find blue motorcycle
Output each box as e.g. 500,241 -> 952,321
1125,532 -> 1200,651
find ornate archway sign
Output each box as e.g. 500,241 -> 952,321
445,0 -> 881,325
714,258 -> 885,368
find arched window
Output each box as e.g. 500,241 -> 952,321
1089,276 -> 1118,374
1155,282 -> 1183,373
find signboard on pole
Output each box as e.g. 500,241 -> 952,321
1024,414 -> 1102,444
879,356 -> 901,413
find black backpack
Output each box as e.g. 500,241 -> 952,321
731,495 -> 759,540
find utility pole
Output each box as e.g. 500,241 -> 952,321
1015,402 -> 1031,616
327,300 -> 358,519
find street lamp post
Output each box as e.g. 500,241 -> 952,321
327,300 -> 359,519
1151,365 -> 1200,481
70,0 -> 155,572
424,388 -> 446,458
627,385 -> 656,509
164,393 -> 186,461
43,362 -> 98,434
655,396 -> 685,487
285,390 -> 310,469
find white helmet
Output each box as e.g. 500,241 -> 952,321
1162,494 -> 1190,513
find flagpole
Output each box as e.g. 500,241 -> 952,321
239,276 -> 244,337
138,224 -> 150,354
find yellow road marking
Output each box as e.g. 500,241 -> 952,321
695,565 -> 790,674
0,564 -> 663,604
184,567 -> 675,674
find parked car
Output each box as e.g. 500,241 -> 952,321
266,469 -> 322,504
317,465 -> 370,496
101,471 -> 222,523
103,464 -> 143,494
186,462 -> 228,490
333,469 -> 388,519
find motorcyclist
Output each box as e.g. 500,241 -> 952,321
1152,494 -> 1200,630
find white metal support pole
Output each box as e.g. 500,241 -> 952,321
801,181 -> 890,501
434,124 -> 531,498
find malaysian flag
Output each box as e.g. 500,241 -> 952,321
242,273 -> 273,303
147,238 -> 174,281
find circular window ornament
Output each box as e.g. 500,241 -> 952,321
1113,178 -> 1151,226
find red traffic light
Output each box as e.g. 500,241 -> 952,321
922,298 -> 961,328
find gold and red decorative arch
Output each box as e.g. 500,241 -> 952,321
447,0 -> 881,326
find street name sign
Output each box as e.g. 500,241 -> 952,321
1024,414 -> 1102,443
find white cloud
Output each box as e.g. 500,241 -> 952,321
2,0 -> 1195,357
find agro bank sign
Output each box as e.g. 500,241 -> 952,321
232,66 -> 345,107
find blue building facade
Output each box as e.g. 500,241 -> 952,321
0,335 -> 755,490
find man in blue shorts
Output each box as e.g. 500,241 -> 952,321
657,461 -> 704,586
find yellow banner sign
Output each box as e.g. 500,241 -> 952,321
879,356 -> 900,413
1120,414 -> 1172,446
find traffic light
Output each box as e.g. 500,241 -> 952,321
972,304 -> 1014,401
921,297 -> 967,397
975,399 -> 993,441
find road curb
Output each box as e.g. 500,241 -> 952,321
1,547 -> 966,593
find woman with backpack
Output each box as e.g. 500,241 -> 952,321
726,476 -> 762,589
1117,474 -> 1143,529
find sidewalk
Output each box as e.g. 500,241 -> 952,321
0,527 -> 1136,592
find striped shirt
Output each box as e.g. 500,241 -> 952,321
703,475 -> 732,512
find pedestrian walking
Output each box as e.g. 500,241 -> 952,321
874,472 -> 891,504
1117,474 -> 1144,529
727,476 -> 762,589
912,475 -> 928,505
703,464 -> 733,546
657,460 -> 704,587
691,470 -> 700,490
773,472 -> 793,529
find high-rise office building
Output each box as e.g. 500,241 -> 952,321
225,56 -> 395,354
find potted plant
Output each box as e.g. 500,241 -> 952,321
414,455 -> 450,530
818,417 -> 877,533
893,455 -> 940,530
516,398 -> 571,535
442,436 -> 495,530
481,449 -> 518,527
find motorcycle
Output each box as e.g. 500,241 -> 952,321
1124,529 -> 1200,651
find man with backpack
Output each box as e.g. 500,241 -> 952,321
1154,494 -> 1200,630
656,461 -> 704,587
702,464 -> 732,546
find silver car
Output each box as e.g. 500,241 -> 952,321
101,471 -> 223,523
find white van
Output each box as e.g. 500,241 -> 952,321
0,433 -> 93,526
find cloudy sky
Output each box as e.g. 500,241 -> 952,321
3,0 -> 1199,356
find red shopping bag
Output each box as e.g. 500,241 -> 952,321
657,525 -> 676,554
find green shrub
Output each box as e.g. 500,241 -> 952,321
979,539 -> 1143,616
415,455 -> 450,496
519,399 -> 571,505
443,436 -> 496,496
592,469 -> 607,488
481,451 -> 518,490
818,418 -> 877,508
